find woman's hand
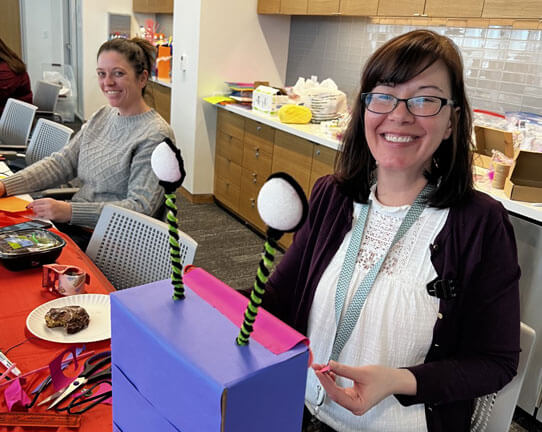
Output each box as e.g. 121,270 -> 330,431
27,198 -> 72,223
312,361 -> 417,416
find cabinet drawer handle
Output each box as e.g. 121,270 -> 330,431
252,172 -> 257,183
228,135 -> 233,141
255,148 -> 260,158
256,126 -> 262,132
250,198 -> 256,207
315,149 -> 321,156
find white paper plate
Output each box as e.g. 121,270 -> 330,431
26,294 -> 111,343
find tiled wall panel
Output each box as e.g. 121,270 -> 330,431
286,16 -> 542,114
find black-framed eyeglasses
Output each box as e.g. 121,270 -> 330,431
362,92 -> 454,117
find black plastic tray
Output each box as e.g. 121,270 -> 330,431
0,228 -> 66,271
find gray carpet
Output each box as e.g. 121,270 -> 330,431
177,193 -> 283,292
176,194 -> 536,432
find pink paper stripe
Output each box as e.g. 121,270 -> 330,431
0,350 -> 95,389
184,267 -> 309,355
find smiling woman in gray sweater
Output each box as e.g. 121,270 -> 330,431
0,37 -> 174,248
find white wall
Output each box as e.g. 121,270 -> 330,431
171,0 -> 291,194
21,0 -> 65,88
80,0 -> 140,118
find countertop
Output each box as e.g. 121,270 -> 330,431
213,103 -> 542,224
474,166 -> 542,224
217,104 -> 341,150
150,77 -> 172,88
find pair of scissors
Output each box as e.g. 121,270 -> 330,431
55,380 -> 112,414
47,351 -> 111,410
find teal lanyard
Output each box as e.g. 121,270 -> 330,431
330,184 -> 433,362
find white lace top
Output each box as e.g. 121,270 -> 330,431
305,187 -> 449,432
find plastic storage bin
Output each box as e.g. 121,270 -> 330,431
41,63 -> 77,123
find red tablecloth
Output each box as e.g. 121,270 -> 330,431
0,212 -> 114,431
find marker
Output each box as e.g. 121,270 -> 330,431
0,350 -> 21,377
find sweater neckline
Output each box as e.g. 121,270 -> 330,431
111,107 -> 155,125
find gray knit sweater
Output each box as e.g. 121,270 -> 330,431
2,105 -> 174,228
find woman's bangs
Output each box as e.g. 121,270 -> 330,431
364,39 -> 441,91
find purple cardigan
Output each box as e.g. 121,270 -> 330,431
264,175 -> 521,432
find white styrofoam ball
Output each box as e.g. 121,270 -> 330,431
257,177 -> 303,231
151,141 -> 182,182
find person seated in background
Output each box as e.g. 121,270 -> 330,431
0,37 -> 33,115
0,37 -> 174,250
261,30 -> 520,432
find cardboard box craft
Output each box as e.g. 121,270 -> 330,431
504,150 -> 542,203
473,125 -> 515,169
111,272 -> 309,432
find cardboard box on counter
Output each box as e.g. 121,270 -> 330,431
252,85 -> 289,115
473,125 -> 515,169
504,151 -> 542,203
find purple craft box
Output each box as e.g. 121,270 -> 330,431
111,278 -> 309,432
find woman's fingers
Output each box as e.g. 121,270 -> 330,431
327,361 -> 361,381
315,368 -> 366,415
27,198 -> 72,223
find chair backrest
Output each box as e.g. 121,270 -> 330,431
471,322 -> 536,432
25,118 -> 73,165
33,80 -> 62,113
86,204 -> 197,290
0,98 -> 38,147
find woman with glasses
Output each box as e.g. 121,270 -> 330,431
262,30 -> 520,432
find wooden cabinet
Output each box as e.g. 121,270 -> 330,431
308,0 -> 340,15
257,0 -> 281,14
133,0 -> 173,13
214,109 -> 338,250
260,0 -> 541,19
340,0 -> 379,15
214,110 -> 245,213
133,0 -> 147,12
242,120 -> 275,180
144,81 -> 171,123
377,0 -> 425,16
271,131 -> 314,248
280,0 -> 308,14
310,144 -> 336,195
239,119 -> 275,232
378,0 -> 483,17
482,0 -> 542,18
272,131 -> 313,197
0,0 -> 22,58
424,0 -> 483,18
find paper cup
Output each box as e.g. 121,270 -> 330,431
492,162 -> 511,189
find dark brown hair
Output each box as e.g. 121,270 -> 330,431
97,37 -> 155,95
0,37 -> 26,74
335,29 -> 473,208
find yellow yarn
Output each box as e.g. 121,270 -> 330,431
278,105 -> 312,124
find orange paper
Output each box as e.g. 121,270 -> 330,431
157,45 -> 171,80
0,196 -> 31,213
